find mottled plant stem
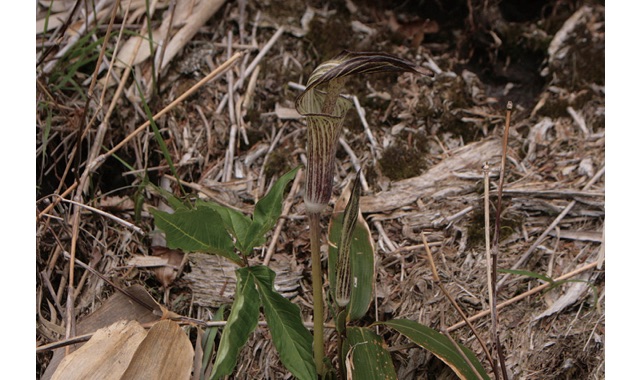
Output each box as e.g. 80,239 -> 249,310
309,211 -> 325,375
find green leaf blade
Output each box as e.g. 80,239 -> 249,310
211,268 -> 260,380
344,327 -> 397,380
196,199 -> 252,249
250,265 -> 315,380
242,166 -> 300,254
151,207 -> 241,265
379,319 -> 490,380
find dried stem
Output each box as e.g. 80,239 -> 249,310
489,102 -> 513,380
482,162 -> 497,379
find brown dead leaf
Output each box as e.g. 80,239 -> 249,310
42,285 -> 161,380
51,320 -> 147,380
120,320 -> 194,380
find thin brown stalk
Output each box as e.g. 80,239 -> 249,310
482,162 -> 498,379
224,31 -> 238,182
489,101 -> 513,380
57,197 -> 144,234
420,233 -> 497,376
36,181 -> 78,222
442,320 -> 484,380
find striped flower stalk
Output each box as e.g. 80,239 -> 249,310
295,50 -> 429,213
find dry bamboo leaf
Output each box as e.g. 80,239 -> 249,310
51,320 -> 147,380
274,104 -> 302,120
38,0 -> 72,12
116,28 -> 166,68
120,320 -> 194,380
117,0 -> 225,70
128,255 -> 172,267
158,0 -> 225,70
548,229 -> 602,242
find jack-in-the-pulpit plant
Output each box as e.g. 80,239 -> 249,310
295,50 -> 429,375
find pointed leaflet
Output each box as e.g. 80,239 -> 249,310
250,265 -> 315,380
377,319 -> 490,380
241,166 -> 300,254
342,327 -> 397,380
196,166 -> 299,256
210,268 -> 260,380
151,207 -> 241,265
195,199 -> 251,252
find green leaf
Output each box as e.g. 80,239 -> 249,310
250,265 -> 315,380
241,166 -> 300,254
378,319 -> 490,380
328,211 -> 375,320
148,182 -> 190,212
343,327 -> 397,380
151,207 -> 242,265
210,268 -> 260,380
498,268 -> 553,283
196,199 -> 251,250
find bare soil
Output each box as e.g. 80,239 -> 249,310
36,0 -> 605,378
